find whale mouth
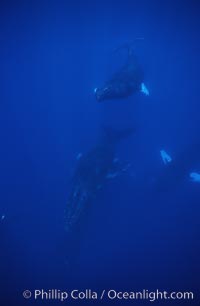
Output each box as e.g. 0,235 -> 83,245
94,87 -> 111,102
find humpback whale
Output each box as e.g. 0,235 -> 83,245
94,43 -> 149,102
65,127 -> 133,232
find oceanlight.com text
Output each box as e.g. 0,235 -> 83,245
22,288 -> 194,302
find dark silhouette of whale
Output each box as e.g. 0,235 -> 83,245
94,43 -> 148,102
65,127 -> 133,232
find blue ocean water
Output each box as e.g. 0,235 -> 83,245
0,1 -> 200,305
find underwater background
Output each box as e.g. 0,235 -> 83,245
0,0 -> 200,305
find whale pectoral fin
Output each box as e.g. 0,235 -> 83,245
140,83 -> 149,96
106,160 -> 132,180
160,150 -> 172,165
190,172 -> 200,183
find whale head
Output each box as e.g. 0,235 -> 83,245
94,86 -> 114,102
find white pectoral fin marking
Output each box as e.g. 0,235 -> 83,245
140,83 -> 149,96
190,172 -> 200,183
160,150 -> 172,165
